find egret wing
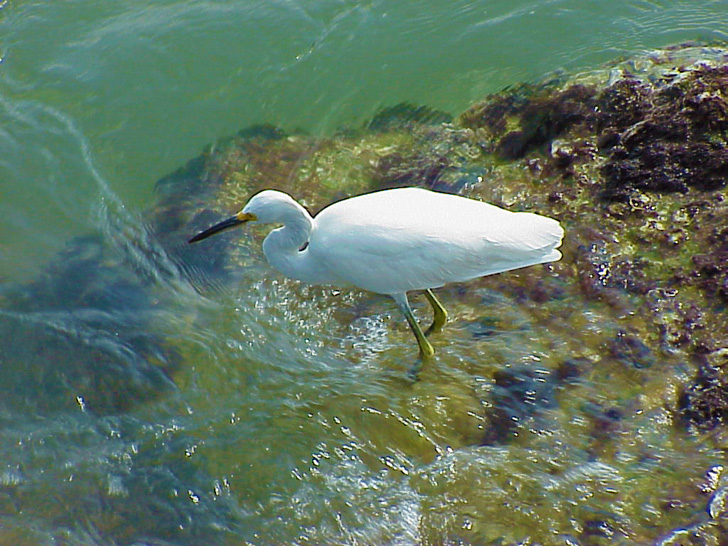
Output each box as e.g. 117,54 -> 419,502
309,188 -> 563,294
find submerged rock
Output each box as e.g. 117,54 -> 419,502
0,235 -> 179,416
482,359 -> 585,445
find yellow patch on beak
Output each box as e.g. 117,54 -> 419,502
236,211 -> 257,222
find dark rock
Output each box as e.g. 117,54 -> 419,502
464,316 -> 503,339
596,79 -> 651,135
483,366 -> 556,444
581,519 -> 616,539
693,249 -> 728,304
482,361 -> 584,445
678,363 -> 728,432
497,85 -> 599,159
236,123 -> 288,140
367,103 -> 452,131
598,66 -> 728,201
459,83 -> 534,136
0,235 -> 178,416
373,150 -> 451,188
610,330 -> 654,368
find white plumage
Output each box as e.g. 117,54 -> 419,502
308,188 -> 562,294
190,187 -> 564,360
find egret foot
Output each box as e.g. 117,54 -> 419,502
394,293 -> 436,360
424,289 -> 448,336
417,334 -> 435,361
406,311 -> 435,361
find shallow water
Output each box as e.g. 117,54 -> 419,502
2,1 -> 728,545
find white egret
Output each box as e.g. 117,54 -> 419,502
189,187 -> 564,359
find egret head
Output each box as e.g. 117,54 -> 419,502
188,190 -> 303,243
239,190 -> 303,224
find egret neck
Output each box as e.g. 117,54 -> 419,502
260,200 -> 336,285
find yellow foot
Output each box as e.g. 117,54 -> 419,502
424,289 -> 448,337
418,339 -> 435,360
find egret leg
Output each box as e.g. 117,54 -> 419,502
392,293 -> 435,360
424,289 -> 448,336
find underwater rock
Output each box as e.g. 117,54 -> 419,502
654,465 -> 728,545
366,102 -> 453,131
373,147 -> 452,189
693,246 -> 728,304
158,43 -> 728,446
610,330 -> 654,369
504,85 -> 598,160
0,235 -> 178,416
482,359 -> 584,445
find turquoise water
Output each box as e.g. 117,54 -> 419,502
2,1 -> 728,544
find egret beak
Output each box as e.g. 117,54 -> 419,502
188,212 -> 257,243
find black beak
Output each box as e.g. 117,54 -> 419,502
189,216 -> 245,243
